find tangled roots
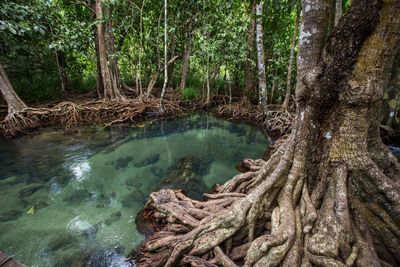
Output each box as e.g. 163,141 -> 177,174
134,138 -> 400,267
216,103 -> 294,136
0,97 -> 186,137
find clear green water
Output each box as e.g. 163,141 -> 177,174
0,113 -> 268,267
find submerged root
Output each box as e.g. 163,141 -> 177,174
134,138 -> 400,267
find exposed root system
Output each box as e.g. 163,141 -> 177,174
0,94 -> 293,138
0,96 -> 186,137
216,103 -> 294,136
133,130 -> 400,266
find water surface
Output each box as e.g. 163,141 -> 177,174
0,113 -> 268,266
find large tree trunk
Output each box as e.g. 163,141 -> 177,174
179,24 -> 193,91
281,3 -> 300,110
95,0 -> 125,100
136,1 -> 400,266
0,62 -> 27,118
255,1 -> 267,111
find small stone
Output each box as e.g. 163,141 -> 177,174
134,153 -> 160,167
63,189 -> 92,204
110,211 -> 122,221
115,156 -> 133,170
150,166 -> 164,177
122,189 -> 146,207
0,209 -> 23,222
125,177 -> 142,188
19,184 -> 43,198
48,232 -> 78,252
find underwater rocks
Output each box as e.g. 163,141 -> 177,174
19,184 -> 43,198
63,189 -> 93,204
0,209 -> 23,222
149,166 -> 165,177
54,246 -> 131,267
0,174 -> 29,187
95,192 -> 116,208
67,217 -> 98,238
47,232 -> 79,252
134,155 -> 211,235
159,155 -> 210,200
105,211 -> 122,226
115,156 -> 133,170
125,176 -> 142,188
122,189 -> 146,207
133,153 -> 160,167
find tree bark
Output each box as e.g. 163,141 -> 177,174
160,0 -> 168,112
255,1 -> 267,111
206,55 -> 210,105
136,1 -> 400,266
167,28 -> 176,89
179,23 -> 193,91
55,50 -> 68,93
94,13 -> 104,98
281,3 -> 300,110
334,0 -> 343,26
146,56 -> 179,97
243,0 -> 257,103
0,62 -> 27,118
95,0 -> 125,100
383,50 -> 400,129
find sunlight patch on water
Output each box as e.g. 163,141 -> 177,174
70,160 -> 91,182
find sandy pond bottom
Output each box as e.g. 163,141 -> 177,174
0,113 -> 269,267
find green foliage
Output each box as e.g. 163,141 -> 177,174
182,87 -> 199,100
69,76 -> 96,94
1,0 -> 304,105
13,74 -> 62,102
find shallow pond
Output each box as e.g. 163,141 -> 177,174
0,113 -> 268,267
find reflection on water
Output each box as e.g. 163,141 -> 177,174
0,113 -> 268,267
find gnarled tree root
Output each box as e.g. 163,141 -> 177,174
0,96 -> 187,137
134,138 -> 400,267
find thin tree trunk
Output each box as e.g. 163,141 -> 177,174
282,4 -> 300,110
179,23 -> 193,91
270,77 -> 275,104
167,23 -> 176,89
147,56 -> 179,97
95,0 -> 124,100
160,0 -> 168,112
334,0 -> 343,26
0,62 -> 27,117
206,55 -> 210,105
137,0 -> 145,95
244,0 -> 257,102
55,50 -> 68,94
256,1 -> 267,110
